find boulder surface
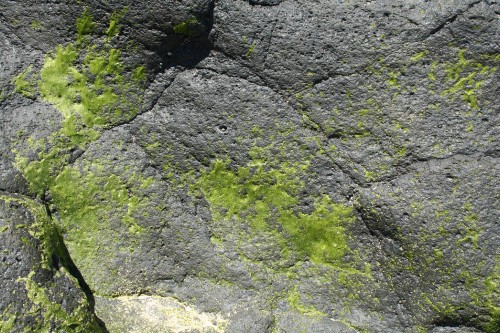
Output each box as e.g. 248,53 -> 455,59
1,0 -> 499,332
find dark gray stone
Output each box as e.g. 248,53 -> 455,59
0,0 -> 498,332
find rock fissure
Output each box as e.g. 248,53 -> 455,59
2,1 -> 499,332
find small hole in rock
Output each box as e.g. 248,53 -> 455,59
218,125 -> 228,133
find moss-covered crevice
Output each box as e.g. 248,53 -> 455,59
6,7 -> 151,330
17,270 -> 104,333
26,145 -> 162,297
0,194 -> 106,332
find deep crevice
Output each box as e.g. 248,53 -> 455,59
44,203 -> 110,333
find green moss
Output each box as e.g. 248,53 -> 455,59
196,154 -> 354,266
445,49 -> 468,81
245,41 -> 256,59
486,307 -> 500,333
364,170 -> 377,182
482,263 -> 500,332
31,20 -> 42,31
387,70 -> 399,87
280,196 -> 354,265
0,308 -> 16,333
18,270 -> 102,332
288,286 -> 326,317
106,8 -> 127,39
173,17 -> 201,38
441,49 -> 497,109
12,10 -> 146,196
358,108 -> 370,116
132,65 -> 146,82
411,50 -> 428,62
76,8 -> 95,44
38,44 -> 141,129
196,158 -> 301,230
397,146 -> 407,157
0,195 -> 103,332
51,165 -> 149,239
1,194 -> 60,269
45,162 -> 156,289
12,65 -> 35,97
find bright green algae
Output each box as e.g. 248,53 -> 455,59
10,5 -> 151,299
9,8 -> 499,332
196,157 -> 355,266
13,8 -> 146,196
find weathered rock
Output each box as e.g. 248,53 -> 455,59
0,194 -> 104,332
0,0 -> 498,332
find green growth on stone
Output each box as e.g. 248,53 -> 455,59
51,165 -> 148,240
441,49 -> 497,109
0,194 -> 60,270
106,8 -> 127,39
76,8 -> 95,44
31,20 -> 42,31
132,66 -> 146,82
38,44 -> 140,129
287,286 -> 326,317
411,50 -> 428,62
196,158 -> 303,231
280,196 -> 354,265
486,306 -> 500,333
484,266 -> 500,333
12,65 -> 35,97
0,309 -> 16,333
47,163 -> 154,285
197,155 -> 354,266
245,41 -> 256,59
12,9 -> 146,196
18,271 -> 103,332
173,17 -> 201,38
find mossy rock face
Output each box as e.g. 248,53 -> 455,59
0,194 -> 104,333
1,0 -> 499,332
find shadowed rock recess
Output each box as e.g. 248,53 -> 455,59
0,0 -> 498,332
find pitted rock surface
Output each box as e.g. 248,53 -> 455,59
0,0 -> 499,332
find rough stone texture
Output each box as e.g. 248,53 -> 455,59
0,194 -> 104,332
0,0 -> 499,332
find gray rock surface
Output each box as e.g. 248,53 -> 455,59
0,0 -> 499,332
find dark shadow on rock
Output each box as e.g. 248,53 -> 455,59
45,203 -> 110,333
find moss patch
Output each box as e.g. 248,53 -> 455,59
76,8 -> 95,44
106,8 -> 127,39
12,65 -> 35,97
0,309 -> 16,333
287,286 -> 326,317
196,152 -> 354,266
18,270 -> 102,333
173,17 -> 202,38
46,161 -> 156,292
0,194 -> 103,332
440,49 -> 497,109
12,9 -> 146,196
